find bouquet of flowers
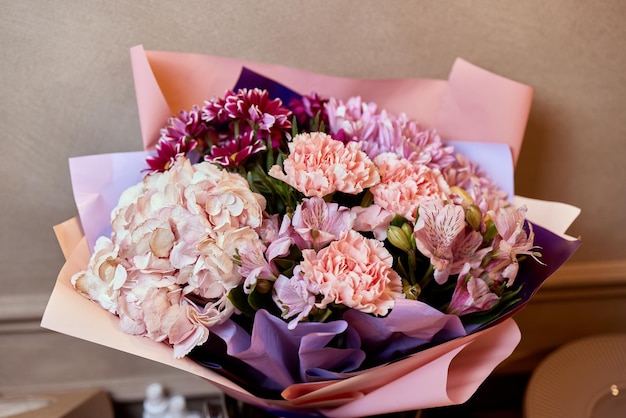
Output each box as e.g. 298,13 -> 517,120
43,46 -> 581,417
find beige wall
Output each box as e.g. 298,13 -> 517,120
2,0 -> 625,401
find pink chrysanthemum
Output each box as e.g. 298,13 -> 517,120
324,97 -> 456,168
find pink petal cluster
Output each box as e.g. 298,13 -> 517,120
370,153 -> 450,222
269,132 -> 380,197
300,230 -> 403,316
324,97 -> 456,168
413,199 -> 484,285
444,205 -> 537,315
288,197 -> 356,250
72,156 -> 267,357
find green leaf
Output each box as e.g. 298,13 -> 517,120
227,285 -> 256,317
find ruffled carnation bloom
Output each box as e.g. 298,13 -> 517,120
370,153 -> 450,222
289,197 -> 356,250
299,230 -> 403,316
268,132 -> 380,197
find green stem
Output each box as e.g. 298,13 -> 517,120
408,250 -> 418,285
419,264 -> 434,292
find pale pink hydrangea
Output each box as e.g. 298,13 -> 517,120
117,279 -> 210,358
189,226 -> 260,302
72,156 -> 267,357
300,230 -> 403,316
268,132 -> 380,197
186,167 -> 266,231
370,153 -> 450,222
71,236 -> 126,314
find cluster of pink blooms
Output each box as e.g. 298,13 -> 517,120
73,88 -> 539,357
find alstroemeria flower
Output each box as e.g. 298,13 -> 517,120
268,132 -> 380,197
487,205 -> 538,286
413,200 -> 467,285
290,197 -> 356,250
446,265 -> 500,316
272,270 -> 318,330
351,204 -> 395,241
300,230 -> 403,316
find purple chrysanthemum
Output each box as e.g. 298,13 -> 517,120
161,106 -> 208,143
202,88 -> 292,149
289,92 -> 329,131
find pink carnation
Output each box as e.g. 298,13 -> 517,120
268,132 -> 380,197
370,153 -> 449,222
300,230 -> 403,316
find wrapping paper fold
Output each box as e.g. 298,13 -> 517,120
42,219 -> 522,416
130,45 -> 533,164
42,46 -> 581,417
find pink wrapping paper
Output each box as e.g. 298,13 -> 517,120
130,45 -> 533,164
42,219 -> 520,416
41,46 -> 572,417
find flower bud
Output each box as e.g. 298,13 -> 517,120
403,281 -> 421,300
255,279 -> 272,294
465,205 -> 483,231
387,225 -> 412,252
450,186 -> 473,207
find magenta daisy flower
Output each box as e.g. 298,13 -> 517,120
204,129 -> 267,168
202,88 -> 292,149
161,106 -> 208,143
145,137 -> 195,172
289,92 -> 329,131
